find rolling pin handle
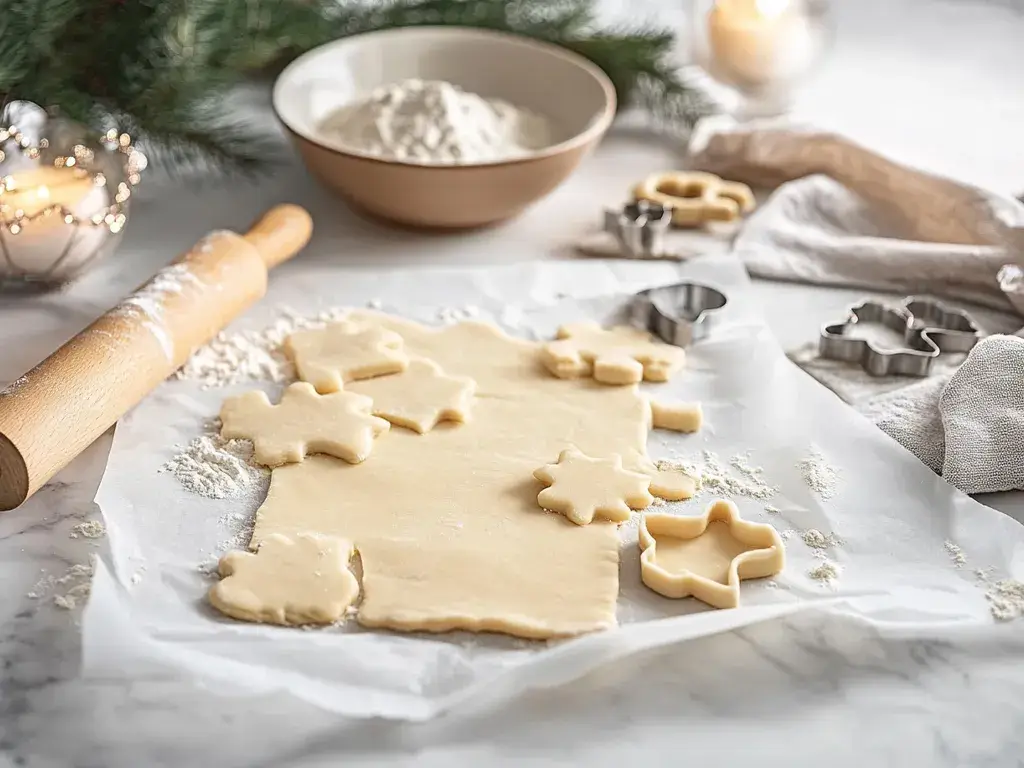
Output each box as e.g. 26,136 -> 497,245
243,204 -> 314,269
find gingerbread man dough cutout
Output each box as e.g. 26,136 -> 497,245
286,322 -> 408,393
542,322 -> 685,384
209,533 -> 360,626
633,171 -> 755,228
348,359 -> 476,434
220,382 -> 389,467
534,448 -> 654,526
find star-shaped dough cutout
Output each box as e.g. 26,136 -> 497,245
286,322 -> 408,393
533,447 -> 654,526
347,359 -> 476,433
220,382 -> 389,467
209,533 -> 360,626
541,322 -> 685,385
639,500 -> 785,609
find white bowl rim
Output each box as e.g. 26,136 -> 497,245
272,25 -> 618,169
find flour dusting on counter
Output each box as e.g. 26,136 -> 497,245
162,433 -> 266,500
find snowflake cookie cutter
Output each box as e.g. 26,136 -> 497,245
639,499 -> 785,609
602,199 -> 673,259
631,281 -> 728,347
818,296 -> 982,377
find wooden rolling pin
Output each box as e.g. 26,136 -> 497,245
0,204 -> 313,511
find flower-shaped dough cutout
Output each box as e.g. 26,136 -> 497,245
541,322 -> 685,385
534,448 -> 654,526
286,322 -> 408,393
348,359 -> 476,434
209,533 -> 360,626
650,399 -> 703,433
220,382 -> 389,467
639,499 -> 785,609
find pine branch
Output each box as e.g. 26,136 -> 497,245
0,0 -> 714,175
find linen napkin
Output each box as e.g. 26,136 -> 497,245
688,122 -> 1024,493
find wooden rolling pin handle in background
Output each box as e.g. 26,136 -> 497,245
0,204 -> 313,511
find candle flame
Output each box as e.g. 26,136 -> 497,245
36,185 -> 50,201
755,0 -> 790,17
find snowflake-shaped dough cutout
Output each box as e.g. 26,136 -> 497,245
639,499 -> 785,609
208,533 -> 360,626
348,359 -> 476,434
541,322 -> 685,385
220,381 -> 389,467
533,447 -> 654,526
286,322 -> 408,393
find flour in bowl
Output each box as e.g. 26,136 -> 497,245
320,79 -> 553,164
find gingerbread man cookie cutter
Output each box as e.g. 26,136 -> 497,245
632,282 -> 728,348
632,171 -> 755,228
818,296 -> 982,377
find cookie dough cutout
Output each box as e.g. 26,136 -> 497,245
542,322 -> 685,385
650,399 -> 703,433
348,359 -> 476,434
220,382 -> 390,467
639,499 -> 784,609
209,533 -> 360,626
534,448 -> 654,526
633,171 -> 755,228
286,323 -> 408,393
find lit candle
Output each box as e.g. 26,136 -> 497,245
706,0 -> 816,90
0,166 -> 110,276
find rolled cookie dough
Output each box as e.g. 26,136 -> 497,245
250,315 -> 694,639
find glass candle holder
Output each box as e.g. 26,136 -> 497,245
0,101 -> 147,292
690,0 -> 832,120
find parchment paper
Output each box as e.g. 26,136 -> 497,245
83,256 -> 1024,721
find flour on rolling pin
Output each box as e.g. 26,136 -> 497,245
111,259 -> 207,362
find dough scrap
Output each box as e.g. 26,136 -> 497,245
348,358 -> 475,434
542,322 -> 685,384
209,533 -> 360,626
650,399 -> 703,433
639,500 -> 784,609
220,382 -> 389,467
286,322 -> 408,393
250,315 -> 686,639
534,448 -> 653,526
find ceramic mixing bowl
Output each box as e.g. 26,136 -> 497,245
273,26 -> 616,229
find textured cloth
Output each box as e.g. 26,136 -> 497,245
688,122 -> 1024,493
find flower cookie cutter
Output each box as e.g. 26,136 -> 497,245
602,199 -> 673,259
631,281 -> 728,347
819,296 -> 982,377
632,171 -> 755,228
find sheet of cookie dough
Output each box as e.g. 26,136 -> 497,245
250,314 -> 683,639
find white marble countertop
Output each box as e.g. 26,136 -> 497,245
3,1 -> 1024,765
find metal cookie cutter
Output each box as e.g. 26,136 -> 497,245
632,282 -> 728,347
818,298 -> 981,377
603,200 -> 672,259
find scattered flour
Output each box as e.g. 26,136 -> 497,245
808,560 -> 841,587
174,306 -> 348,388
974,567 -> 1024,622
69,520 -> 106,540
944,540 -> 966,568
797,448 -> 840,499
113,261 -> 205,363
658,450 -> 777,502
321,79 -> 552,164
802,528 -> 842,550
764,504 -> 780,514
161,432 -> 266,499
436,305 -> 482,324
29,558 -> 95,609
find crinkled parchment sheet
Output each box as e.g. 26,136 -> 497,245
84,257 -> 1024,720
